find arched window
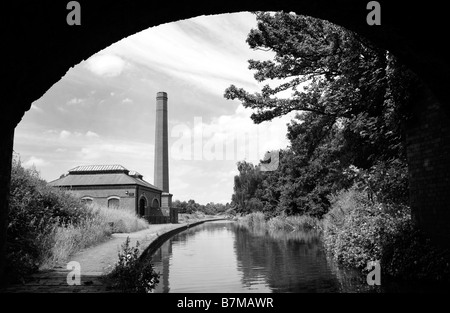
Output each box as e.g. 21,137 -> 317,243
107,196 -> 120,208
81,197 -> 93,205
152,198 -> 160,208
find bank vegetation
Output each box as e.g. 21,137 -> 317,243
6,155 -> 149,284
226,12 -> 449,283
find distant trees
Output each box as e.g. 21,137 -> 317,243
225,12 -> 416,218
172,199 -> 230,215
231,161 -> 264,214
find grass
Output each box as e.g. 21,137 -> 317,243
6,155 -> 151,284
40,204 -> 149,270
238,212 -> 321,232
178,211 -> 216,223
268,214 -> 322,231
238,212 -> 266,228
90,203 -> 149,233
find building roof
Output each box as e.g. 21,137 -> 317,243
48,165 -> 161,191
69,164 -> 128,174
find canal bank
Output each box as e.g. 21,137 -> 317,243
1,218 -> 224,293
148,220 -> 450,293
149,219 -> 351,293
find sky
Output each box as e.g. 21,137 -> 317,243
13,12 -> 298,204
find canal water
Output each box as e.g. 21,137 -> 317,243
148,220 -> 448,293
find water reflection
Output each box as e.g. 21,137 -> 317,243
148,220 -> 369,293
233,223 -> 360,292
150,221 -> 246,293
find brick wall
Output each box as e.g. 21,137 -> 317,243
138,186 -> 163,217
406,82 -> 450,247
68,186 -> 137,215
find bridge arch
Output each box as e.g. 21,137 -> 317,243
1,0 -> 449,283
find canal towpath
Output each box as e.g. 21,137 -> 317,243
1,218 -> 224,293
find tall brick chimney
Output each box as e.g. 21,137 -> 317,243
154,92 -> 172,212
154,92 -> 169,192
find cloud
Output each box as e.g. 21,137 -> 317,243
30,103 -> 43,113
13,12 -> 297,204
77,142 -> 154,162
122,98 -> 133,104
168,105 -> 297,204
107,12 -> 270,96
84,54 -> 127,77
59,130 -> 71,139
66,98 -> 84,105
86,131 -> 99,138
23,156 -> 49,168
44,129 -> 58,135
57,130 -> 99,140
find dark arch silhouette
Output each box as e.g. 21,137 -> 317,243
139,197 -> 147,217
2,0 -> 449,283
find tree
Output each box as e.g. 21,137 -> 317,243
231,161 -> 265,213
224,12 -> 416,167
225,12 -> 416,217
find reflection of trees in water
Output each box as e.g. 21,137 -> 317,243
233,224 -> 344,292
324,252 -> 450,293
323,253 -> 375,293
151,221 -> 373,293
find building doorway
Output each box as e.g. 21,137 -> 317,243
139,197 -> 147,217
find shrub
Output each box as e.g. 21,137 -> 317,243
323,186 -> 410,269
6,157 -> 91,282
6,155 -> 150,283
9,158 -> 92,226
106,237 -> 160,293
6,216 -> 58,281
323,184 -> 450,282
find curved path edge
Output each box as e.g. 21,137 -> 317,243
1,217 -> 227,293
139,218 -> 227,261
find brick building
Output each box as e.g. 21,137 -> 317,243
48,164 -> 164,217
48,92 -> 176,223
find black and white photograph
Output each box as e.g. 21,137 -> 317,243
1,0 -> 449,307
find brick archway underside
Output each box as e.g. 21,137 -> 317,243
1,0 -> 449,281
3,0 -> 449,129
